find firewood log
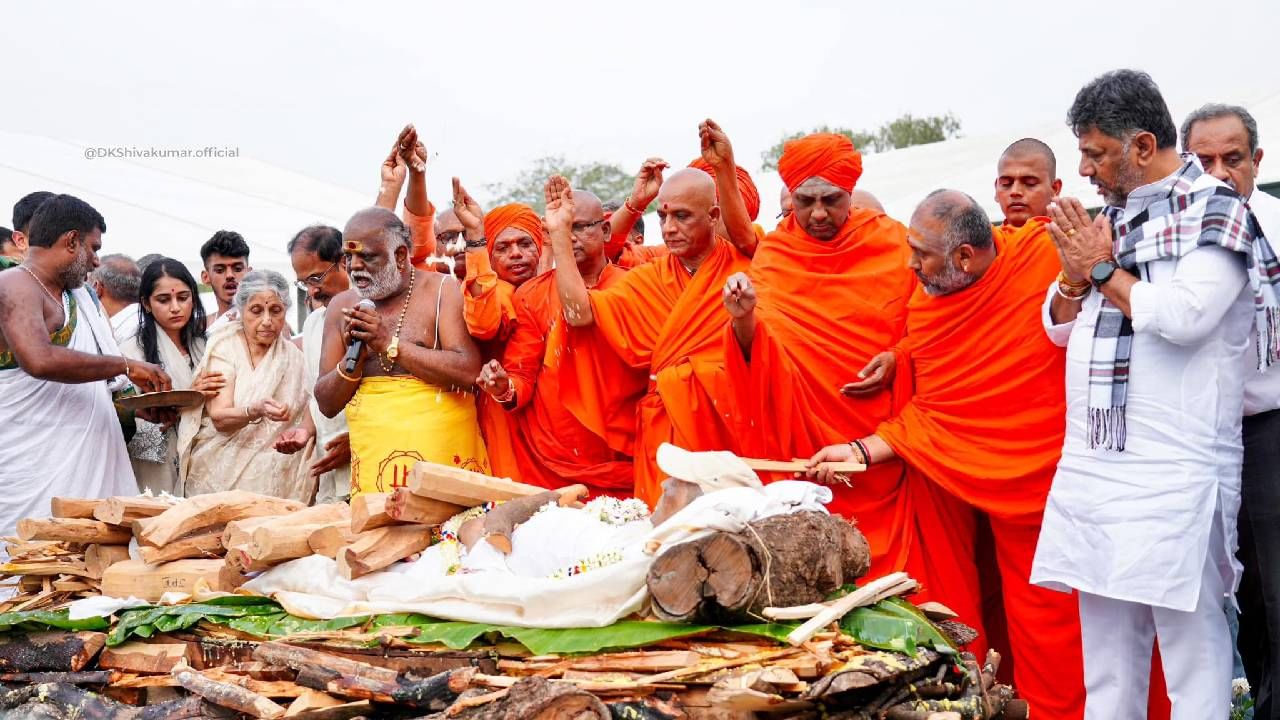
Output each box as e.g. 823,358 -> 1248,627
171,661 -> 286,718
407,462 -> 545,506
249,521 -> 344,566
647,512 -> 871,624
84,544 -> 131,579
426,676 -> 609,719
307,525 -> 356,559
0,631 -> 107,671
49,497 -> 102,519
138,526 -> 225,564
348,493 -> 397,533
17,518 -> 130,545
386,487 -> 464,525
135,491 -> 305,547
93,496 -> 174,525
336,525 -> 431,579
101,559 -> 245,601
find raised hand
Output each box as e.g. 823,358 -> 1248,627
841,351 -> 896,397
543,175 -> 576,236
380,127 -> 411,188
398,124 -> 427,174
699,119 -> 735,170
722,272 -> 757,319
630,158 -> 669,209
1047,196 -> 1114,282
451,177 -> 485,237
477,359 -> 512,400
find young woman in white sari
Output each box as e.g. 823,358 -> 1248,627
177,270 -> 316,502
119,258 -> 223,494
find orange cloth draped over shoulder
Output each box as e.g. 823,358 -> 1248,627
614,243 -> 668,269
875,219 -> 1085,719
561,238 -> 749,505
726,132 -> 985,636
876,219 -> 1066,518
463,203 -> 546,481
501,266 -> 646,497
687,158 -> 762,221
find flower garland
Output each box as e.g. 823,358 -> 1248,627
581,496 -> 650,526
434,502 -> 496,575
548,548 -> 625,579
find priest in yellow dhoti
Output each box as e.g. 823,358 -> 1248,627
315,207 -> 489,496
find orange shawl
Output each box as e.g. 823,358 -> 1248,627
502,266 -> 646,496
876,219 -> 1066,518
565,238 -> 749,505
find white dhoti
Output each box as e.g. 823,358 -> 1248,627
0,287 -> 137,559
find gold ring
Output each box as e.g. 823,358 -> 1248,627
1066,228 -> 1077,237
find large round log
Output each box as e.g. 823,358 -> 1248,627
647,511 -> 870,624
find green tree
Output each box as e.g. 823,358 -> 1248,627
760,113 -> 961,171
485,156 -> 634,213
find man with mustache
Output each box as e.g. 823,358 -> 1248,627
200,230 -> 251,328
287,224 -> 352,503
1031,69 -> 1276,717
451,181 -> 544,481
476,182 -> 647,498
0,194 -> 170,556
805,189 -> 1085,719
315,208 -> 486,495
1182,102 -> 1280,719
723,131 -> 979,644
995,138 -> 1062,228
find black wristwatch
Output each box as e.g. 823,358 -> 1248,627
1089,259 -> 1118,288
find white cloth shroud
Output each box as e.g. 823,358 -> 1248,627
242,481 -> 833,627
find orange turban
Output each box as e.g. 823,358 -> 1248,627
777,133 -> 863,193
688,159 -> 761,221
482,203 -> 545,255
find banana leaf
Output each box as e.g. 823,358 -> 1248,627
839,597 -> 957,656
383,614 -> 716,655
109,600 -> 284,645
0,608 -> 111,633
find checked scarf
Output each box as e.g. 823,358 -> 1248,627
1089,156 -> 1279,450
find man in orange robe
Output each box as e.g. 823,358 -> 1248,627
806,190 -> 1085,719
476,188 -> 646,497
451,180 -> 543,480
551,164 -> 749,506
720,133 -> 974,623
607,121 -> 761,269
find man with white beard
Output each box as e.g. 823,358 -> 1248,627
314,208 -> 489,496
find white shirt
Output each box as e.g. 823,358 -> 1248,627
1242,189 -> 1280,415
1030,171 -> 1252,612
109,303 -> 140,345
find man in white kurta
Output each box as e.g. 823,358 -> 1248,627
1182,102 -> 1280,718
303,306 -> 350,503
1030,70 -> 1277,719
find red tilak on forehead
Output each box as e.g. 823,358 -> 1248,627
662,202 -> 670,211
343,239 -> 364,253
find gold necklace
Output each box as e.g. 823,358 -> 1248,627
379,267 -> 415,372
19,264 -> 63,306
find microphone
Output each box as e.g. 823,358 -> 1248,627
341,299 -> 377,374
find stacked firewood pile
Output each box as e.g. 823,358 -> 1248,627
2,464 -> 564,607
0,627 -> 1028,719
0,461 -> 1027,718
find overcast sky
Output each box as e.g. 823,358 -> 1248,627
7,0 -> 1280,208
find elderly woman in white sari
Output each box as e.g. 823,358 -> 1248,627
178,270 -> 315,501
119,258 -> 224,494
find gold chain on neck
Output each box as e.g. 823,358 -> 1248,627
378,267 -> 415,373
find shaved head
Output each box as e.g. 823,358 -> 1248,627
656,168 -> 720,264
1000,138 -> 1057,177
435,208 -> 462,237
568,190 -> 608,272
572,190 -> 603,216
995,138 -> 1061,227
850,189 -> 884,213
